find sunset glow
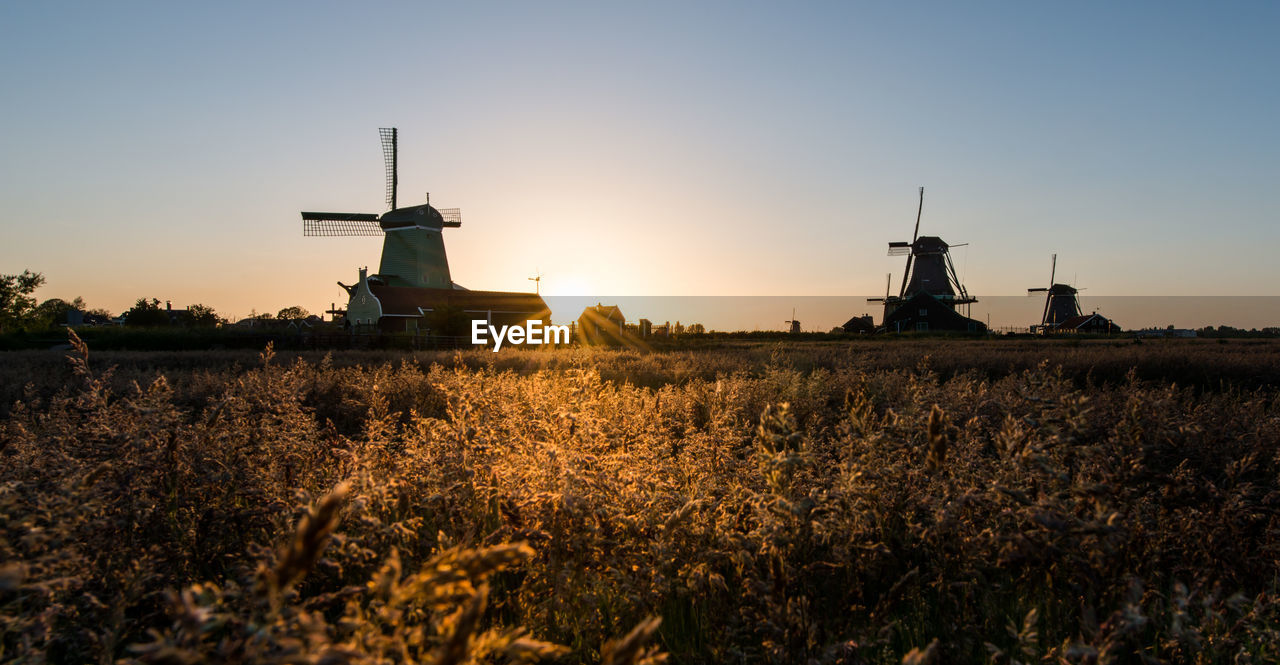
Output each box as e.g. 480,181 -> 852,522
0,3 -> 1277,327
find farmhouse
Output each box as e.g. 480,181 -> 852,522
347,268 -> 550,334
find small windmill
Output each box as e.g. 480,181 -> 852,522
302,128 -> 463,290
785,308 -> 800,334
528,270 -> 543,295
1027,253 -> 1082,332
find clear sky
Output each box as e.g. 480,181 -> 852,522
2,2 -> 1277,324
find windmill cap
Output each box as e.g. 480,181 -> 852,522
912,236 -> 950,252
380,204 -> 448,230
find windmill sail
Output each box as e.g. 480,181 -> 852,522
380,127 -> 397,210
895,187 -> 925,296
302,213 -> 383,236
436,208 -> 462,227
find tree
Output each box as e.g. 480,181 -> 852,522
277,305 -> 310,321
187,304 -> 221,327
33,296 -> 91,327
124,298 -> 170,327
33,298 -> 70,328
0,270 -> 46,333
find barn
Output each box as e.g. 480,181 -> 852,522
346,269 -> 550,335
1054,313 -> 1121,334
577,304 -> 628,345
881,292 -> 987,334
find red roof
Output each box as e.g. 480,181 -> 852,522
586,304 -> 625,322
1057,313 -> 1117,330
368,286 -> 549,318
1057,314 -> 1093,329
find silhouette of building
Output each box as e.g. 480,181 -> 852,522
867,189 -> 985,333
881,292 -> 986,334
346,269 -> 550,333
1053,313 -> 1120,334
577,304 -> 627,345
842,314 -> 875,334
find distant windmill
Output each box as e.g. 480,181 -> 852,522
528,270 -> 543,295
1027,253 -> 1082,332
785,308 -> 800,334
302,128 -> 463,290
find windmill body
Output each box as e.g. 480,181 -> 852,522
375,204 -> 460,289
867,188 -> 984,333
895,235 -> 967,301
1040,283 -> 1082,327
303,128 -> 548,333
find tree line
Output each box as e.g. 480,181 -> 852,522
1,270 -> 311,333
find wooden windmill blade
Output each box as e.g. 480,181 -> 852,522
895,187 -> 924,297
911,187 -> 924,245
300,127 -> 400,236
380,127 -> 397,211
1042,254 -> 1056,325
436,208 -> 463,227
1026,254 -> 1058,326
868,273 -> 893,302
301,212 -> 383,236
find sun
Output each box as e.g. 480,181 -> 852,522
545,274 -> 599,296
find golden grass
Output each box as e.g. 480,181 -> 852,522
1,335 -> 1279,663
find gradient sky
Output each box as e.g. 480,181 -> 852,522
2,2 -> 1277,324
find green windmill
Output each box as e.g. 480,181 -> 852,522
302,128 -> 462,289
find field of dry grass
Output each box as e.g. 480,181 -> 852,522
3,336 -> 1279,663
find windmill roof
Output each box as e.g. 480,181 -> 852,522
1057,313 -> 1110,329
380,203 -> 456,230
912,236 -> 950,253
842,315 -> 875,332
585,304 -> 625,322
368,285 -> 549,317
883,292 -> 986,332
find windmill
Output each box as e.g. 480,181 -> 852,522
302,128 -> 463,290
1027,254 -> 1082,332
785,308 -> 800,334
301,128 -> 550,334
866,187 -> 984,333
528,270 -> 543,295
867,188 -> 977,311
